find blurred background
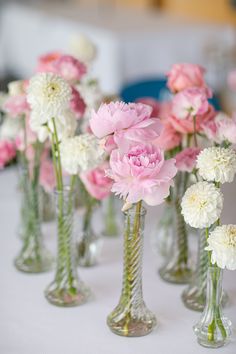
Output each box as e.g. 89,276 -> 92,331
0,0 -> 236,112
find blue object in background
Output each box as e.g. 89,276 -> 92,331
120,77 -> 221,111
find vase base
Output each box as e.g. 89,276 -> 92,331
77,237 -> 103,267
182,287 -> 206,312
107,304 -> 157,337
44,281 -> 91,307
193,319 -> 232,348
14,252 -> 53,273
159,266 -> 193,284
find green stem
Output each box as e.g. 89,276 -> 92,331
193,115 -> 198,147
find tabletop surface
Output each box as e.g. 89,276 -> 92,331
0,167 -> 235,354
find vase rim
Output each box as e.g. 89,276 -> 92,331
123,204 -> 146,216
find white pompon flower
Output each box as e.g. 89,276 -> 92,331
181,181 -> 223,229
27,73 -> 71,122
0,116 -> 21,140
206,225 -> 236,270
60,133 -> 104,175
196,147 -> 236,184
8,80 -> 25,96
69,34 -> 97,64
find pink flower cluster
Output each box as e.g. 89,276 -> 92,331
90,101 -> 177,205
175,147 -> 201,172
0,140 -> 16,169
202,112 -> 236,145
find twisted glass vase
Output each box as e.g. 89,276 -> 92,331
45,187 -> 90,307
15,157 -> 53,273
194,266 -> 232,348
159,172 -> 193,284
107,202 -> 156,337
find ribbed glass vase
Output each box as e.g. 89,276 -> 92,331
45,187 -> 90,307
159,172 -> 193,284
107,202 -> 156,337
193,266 -> 232,348
153,202 -> 173,259
102,195 -> 120,237
15,166 -> 53,273
77,201 -> 102,267
42,189 -> 55,222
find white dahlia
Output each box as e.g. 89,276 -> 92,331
196,147 -> 236,184
27,73 -> 71,122
60,133 -> 104,175
206,225 -> 236,270
181,181 -> 223,229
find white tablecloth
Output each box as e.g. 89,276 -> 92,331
0,167 -> 236,354
0,2 -> 235,93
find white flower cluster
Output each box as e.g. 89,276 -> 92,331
181,181 -> 223,228
206,225 -> 236,270
27,72 -> 71,123
197,147 -> 236,184
60,133 -> 104,175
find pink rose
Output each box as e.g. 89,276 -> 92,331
70,86 -> 86,119
227,69 -> 236,91
36,52 -> 61,73
40,159 -> 56,192
0,140 -> 16,169
169,104 -> 216,134
172,87 -> 211,120
202,112 -> 236,145
136,97 -> 160,117
80,163 -> 113,200
167,63 -> 206,93
90,102 -> 162,151
3,95 -> 29,118
107,144 -> 177,206
53,55 -> 87,83
175,147 -> 201,172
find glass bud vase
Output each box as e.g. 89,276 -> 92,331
45,187 -> 90,307
193,266 -> 232,348
107,202 -> 156,337
159,172 -> 193,284
102,195 -> 120,237
15,170 -> 53,273
42,189 -> 55,223
77,201 -> 102,267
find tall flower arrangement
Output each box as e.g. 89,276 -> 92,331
182,146 -> 236,348
90,101 -> 177,336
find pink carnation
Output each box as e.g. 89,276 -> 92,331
80,162 -> 113,200
169,104 -> 216,134
0,140 -> 16,169
36,52 -> 61,73
53,55 -> 87,83
70,86 -> 86,119
202,112 -> 236,145
40,159 -> 56,192
3,95 -> 29,118
90,102 -> 162,151
167,63 -> 206,93
136,97 -> 160,117
107,144 -> 177,206
175,147 -> 201,172
227,69 -> 236,91
172,87 -> 212,120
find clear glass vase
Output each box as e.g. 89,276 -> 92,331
102,195 -> 120,237
159,172 -> 193,284
193,266 -> 233,348
77,201 -> 102,267
42,189 -> 55,223
107,202 -> 156,337
45,187 -> 90,307
15,165 -> 53,273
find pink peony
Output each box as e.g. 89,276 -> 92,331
70,86 -> 86,119
167,63 -> 206,93
175,147 -> 201,172
53,55 -> 87,83
227,69 -> 236,91
107,144 -> 177,206
103,135 -> 117,154
3,95 -> 29,118
172,87 -> 212,120
136,97 -> 160,117
90,102 -> 162,151
40,159 -> 56,192
169,104 -> 216,134
202,112 -> 236,145
36,52 -> 61,73
0,140 -> 16,168
80,162 -> 113,200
